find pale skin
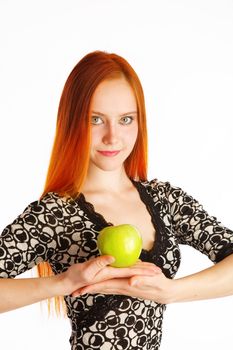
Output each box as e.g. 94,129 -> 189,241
0,76 -> 233,314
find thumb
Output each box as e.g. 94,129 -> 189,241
86,255 -> 115,275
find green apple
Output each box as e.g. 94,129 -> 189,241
97,224 -> 143,267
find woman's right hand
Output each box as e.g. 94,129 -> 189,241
57,255 -> 160,297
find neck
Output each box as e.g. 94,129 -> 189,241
82,165 -> 134,194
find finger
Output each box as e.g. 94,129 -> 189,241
98,267 -> 152,282
80,278 -> 126,295
134,260 -> 159,269
71,288 -> 83,297
105,264 -> 160,278
85,255 -> 115,276
130,275 -> 158,288
83,257 -> 160,286
133,261 -> 161,271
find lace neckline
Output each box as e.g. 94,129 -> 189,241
77,179 -> 165,258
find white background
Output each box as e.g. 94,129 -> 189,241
0,0 -> 233,349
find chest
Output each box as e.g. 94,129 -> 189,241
84,192 -> 156,251
52,187 -> 181,279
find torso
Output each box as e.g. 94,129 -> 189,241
68,179 -> 180,348
82,185 -> 156,251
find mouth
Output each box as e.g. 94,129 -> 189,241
97,150 -> 121,157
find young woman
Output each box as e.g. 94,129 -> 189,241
0,51 -> 233,350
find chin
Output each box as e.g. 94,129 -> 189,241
98,164 -> 123,172
90,159 -> 124,172
90,151 -> 133,172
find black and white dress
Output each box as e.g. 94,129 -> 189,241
1,179 -> 233,349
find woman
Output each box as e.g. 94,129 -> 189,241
0,51 -> 233,349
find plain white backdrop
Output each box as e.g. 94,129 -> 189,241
0,0 -> 232,349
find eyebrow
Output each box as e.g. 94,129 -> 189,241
91,111 -> 138,117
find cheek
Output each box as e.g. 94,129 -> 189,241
128,126 -> 138,145
91,128 -> 101,147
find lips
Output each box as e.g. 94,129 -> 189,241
97,150 -> 120,157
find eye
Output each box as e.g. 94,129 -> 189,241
120,116 -> 134,125
91,116 -> 103,125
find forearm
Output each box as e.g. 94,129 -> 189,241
0,255 -> 143,313
170,254 -> 233,303
0,275 -> 63,313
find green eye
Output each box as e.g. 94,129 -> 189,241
120,116 -> 134,125
91,116 -> 103,125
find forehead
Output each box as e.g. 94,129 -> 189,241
90,78 -> 137,114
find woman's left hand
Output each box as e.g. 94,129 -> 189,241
79,264 -> 174,304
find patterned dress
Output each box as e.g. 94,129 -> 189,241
1,179 -> 233,349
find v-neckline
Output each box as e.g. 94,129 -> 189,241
77,179 -> 162,255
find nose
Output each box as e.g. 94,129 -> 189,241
102,122 -> 119,145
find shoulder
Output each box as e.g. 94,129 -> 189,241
139,178 -> 175,194
1,192 -> 68,237
149,178 -> 187,193
23,192 -> 69,220
139,178 -> 190,201
145,179 -> 204,212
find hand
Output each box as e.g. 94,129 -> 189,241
78,264 -> 174,304
58,256 -> 161,297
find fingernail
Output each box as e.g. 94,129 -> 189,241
131,280 -> 138,286
107,256 -> 115,264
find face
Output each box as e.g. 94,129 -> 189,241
88,77 -> 138,173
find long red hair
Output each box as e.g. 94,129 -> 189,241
38,51 -> 148,314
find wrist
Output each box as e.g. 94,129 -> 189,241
152,278 -> 180,305
51,272 -> 73,297
166,278 -> 184,303
162,278 -> 180,304
166,274 -> 208,303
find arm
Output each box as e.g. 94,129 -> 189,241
0,257 -> 159,313
78,254 -> 233,304
0,275 -> 61,313
0,195 -> 159,313
79,182 -> 233,303
0,256 -> 116,313
0,196 -> 65,312
167,182 -> 233,301
170,253 -> 233,302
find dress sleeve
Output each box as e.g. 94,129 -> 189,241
165,182 -> 233,263
0,193 -> 64,278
